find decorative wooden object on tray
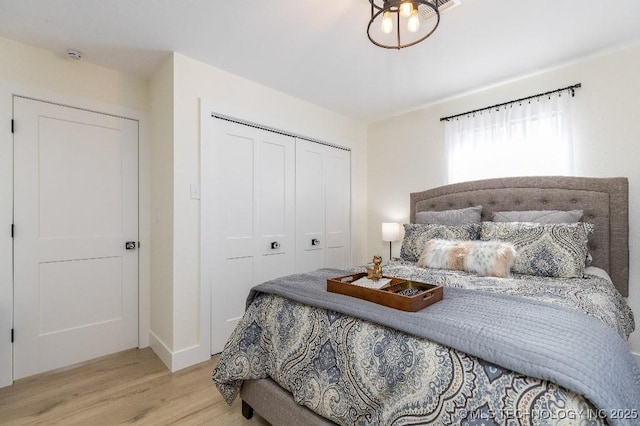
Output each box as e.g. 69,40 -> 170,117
366,255 -> 383,280
327,272 -> 443,312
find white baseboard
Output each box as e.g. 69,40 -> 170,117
148,331 -> 173,371
148,331 -> 210,372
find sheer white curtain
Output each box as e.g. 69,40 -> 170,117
445,93 -> 574,184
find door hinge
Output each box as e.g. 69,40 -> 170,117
11,119 -> 14,134
11,224 -> 14,238
11,329 -> 14,343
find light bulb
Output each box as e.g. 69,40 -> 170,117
407,8 -> 420,33
399,2 -> 412,18
381,11 -> 393,34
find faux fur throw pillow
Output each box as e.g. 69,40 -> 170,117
418,239 -> 516,278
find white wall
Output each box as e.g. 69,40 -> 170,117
0,37 -> 149,112
367,42 -> 640,358
151,52 -> 368,370
148,55 -> 175,356
0,36 -> 151,387
0,36 -> 368,377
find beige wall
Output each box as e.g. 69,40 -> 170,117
8,27 -> 633,375
0,36 -> 151,387
367,42 -> 640,357
149,55 -> 175,350
163,52 -> 368,362
0,37 -> 149,112
0,36 -> 368,376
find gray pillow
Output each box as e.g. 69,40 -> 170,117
480,221 -> 594,278
492,209 -> 583,224
415,205 -> 482,225
400,223 -> 481,262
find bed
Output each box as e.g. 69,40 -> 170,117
212,176 -> 639,425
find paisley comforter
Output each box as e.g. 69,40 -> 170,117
213,262 -> 637,425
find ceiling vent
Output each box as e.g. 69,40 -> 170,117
419,0 -> 462,21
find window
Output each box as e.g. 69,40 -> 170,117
445,93 -> 574,183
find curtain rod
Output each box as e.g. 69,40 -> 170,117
440,83 -> 582,122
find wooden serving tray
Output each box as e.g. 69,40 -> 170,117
327,272 -> 443,312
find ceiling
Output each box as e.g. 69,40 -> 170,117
1,1 -> 640,122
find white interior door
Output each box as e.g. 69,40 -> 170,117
206,119 -> 295,354
295,139 -> 351,272
13,97 -> 139,379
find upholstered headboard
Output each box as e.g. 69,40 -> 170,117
410,176 -> 629,296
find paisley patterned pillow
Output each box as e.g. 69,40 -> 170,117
400,223 -> 480,262
480,221 -> 594,278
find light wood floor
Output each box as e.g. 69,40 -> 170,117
0,348 -> 270,425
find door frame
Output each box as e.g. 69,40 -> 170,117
0,82 -> 150,388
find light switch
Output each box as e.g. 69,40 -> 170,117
190,183 -> 200,200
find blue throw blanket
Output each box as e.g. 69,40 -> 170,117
248,269 -> 640,426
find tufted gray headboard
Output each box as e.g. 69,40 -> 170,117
410,176 -> 629,296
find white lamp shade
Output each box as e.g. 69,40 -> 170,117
381,222 -> 401,242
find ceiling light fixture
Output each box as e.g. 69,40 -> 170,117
367,0 -> 440,49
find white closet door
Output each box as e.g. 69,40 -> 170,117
324,148 -> 351,270
295,139 -> 351,272
295,140 -> 326,272
206,119 -> 295,354
257,137 -> 296,281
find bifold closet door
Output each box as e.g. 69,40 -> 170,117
206,119 -> 295,353
324,146 -> 351,269
295,139 -> 351,272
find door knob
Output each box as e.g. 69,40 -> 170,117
271,241 -> 280,250
125,241 -> 137,250
311,238 -> 320,246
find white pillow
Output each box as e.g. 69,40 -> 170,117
418,239 -> 516,278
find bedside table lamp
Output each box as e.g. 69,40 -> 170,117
381,222 -> 401,261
